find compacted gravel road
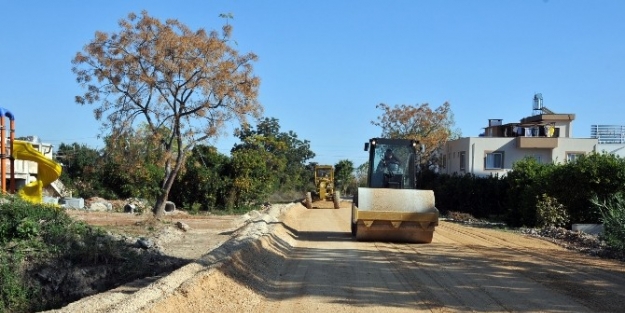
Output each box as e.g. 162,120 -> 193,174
52,202 -> 625,313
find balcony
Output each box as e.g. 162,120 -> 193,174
516,137 -> 558,149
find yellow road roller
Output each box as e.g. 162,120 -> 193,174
351,138 -> 439,243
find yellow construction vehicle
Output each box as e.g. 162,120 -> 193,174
304,165 -> 340,209
351,138 -> 439,243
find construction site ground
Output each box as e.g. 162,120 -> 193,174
50,200 -> 625,313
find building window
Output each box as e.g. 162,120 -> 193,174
459,151 -> 466,171
441,154 -> 447,169
567,152 -> 584,163
485,152 -> 504,169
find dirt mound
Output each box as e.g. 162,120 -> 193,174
45,203 -> 298,313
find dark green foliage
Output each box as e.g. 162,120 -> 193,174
98,131 -> 165,201
57,132 -> 166,201
505,153 -> 625,227
98,159 -> 164,200
56,143 -> 100,183
230,118 -> 314,207
505,157 -> 555,227
170,145 -> 232,211
56,143 -> 105,198
420,170 -> 507,219
549,153 -> 625,224
56,117 -> 315,213
230,142 -> 278,207
334,159 -> 354,195
169,118 -> 315,212
426,153 -> 625,228
592,193 -> 625,251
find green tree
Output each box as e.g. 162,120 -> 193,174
230,139 -> 277,207
234,117 -> 314,191
230,118 -> 315,205
98,128 -> 165,200
170,145 -> 232,211
354,162 -> 369,187
56,143 -> 102,198
334,159 -> 354,195
72,11 -> 262,216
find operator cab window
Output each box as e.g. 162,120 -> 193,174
371,144 -> 416,189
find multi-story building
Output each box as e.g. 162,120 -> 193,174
441,94 -> 599,177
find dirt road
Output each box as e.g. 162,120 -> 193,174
56,203 -> 625,312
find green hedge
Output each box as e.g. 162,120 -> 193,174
425,152 -> 625,229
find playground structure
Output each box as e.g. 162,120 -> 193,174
0,107 -> 63,203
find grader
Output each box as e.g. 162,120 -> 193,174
304,165 -> 340,209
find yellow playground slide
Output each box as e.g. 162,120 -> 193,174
13,140 -> 62,203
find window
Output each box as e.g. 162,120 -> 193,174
459,151 -> 466,171
441,154 -> 447,169
567,152 -> 584,163
485,152 -> 504,169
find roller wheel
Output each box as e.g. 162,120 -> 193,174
305,192 -> 313,210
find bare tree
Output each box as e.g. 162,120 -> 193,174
72,11 -> 262,216
372,102 -> 460,168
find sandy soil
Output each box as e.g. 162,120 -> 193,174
66,209 -> 244,261
49,202 -> 625,313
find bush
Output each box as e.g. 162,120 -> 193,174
0,252 -> 33,313
536,194 -> 569,228
592,193 -> 625,251
0,196 -> 176,312
422,171 -> 507,220
0,197 -> 66,312
548,153 -> 625,224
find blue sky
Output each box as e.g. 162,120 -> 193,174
1,1 -> 624,167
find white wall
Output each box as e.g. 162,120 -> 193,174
552,138 -> 597,163
443,137 -> 599,177
596,144 -> 625,158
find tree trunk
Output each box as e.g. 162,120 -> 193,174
153,192 -> 167,217
153,154 -> 185,218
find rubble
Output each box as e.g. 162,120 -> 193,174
445,212 -> 625,263
520,226 -> 625,262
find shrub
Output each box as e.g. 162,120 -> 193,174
536,194 -> 569,228
592,193 -> 625,251
0,196 -> 174,312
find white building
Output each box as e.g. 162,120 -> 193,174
441,97 -> 599,177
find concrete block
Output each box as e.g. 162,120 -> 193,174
572,224 -> 603,235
